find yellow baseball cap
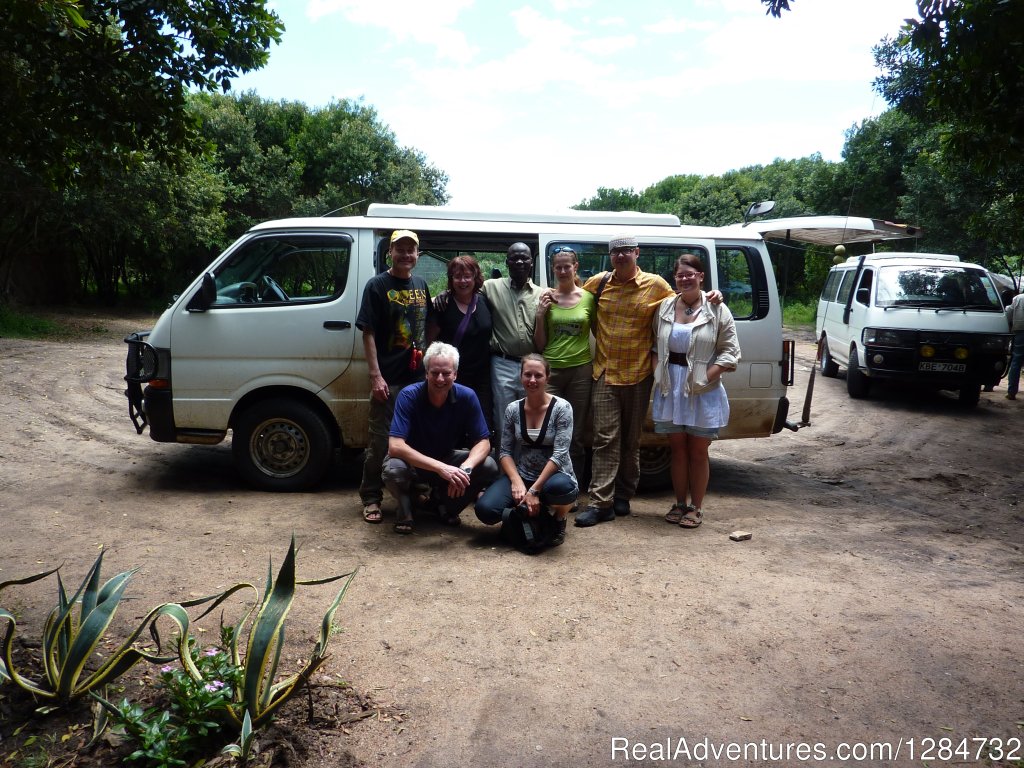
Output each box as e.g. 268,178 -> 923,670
390,229 -> 419,245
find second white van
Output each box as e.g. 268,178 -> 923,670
815,252 -> 1011,406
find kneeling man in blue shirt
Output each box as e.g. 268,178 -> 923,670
383,342 -> 498,534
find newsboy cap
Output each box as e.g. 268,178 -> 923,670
609,234 -> 639,251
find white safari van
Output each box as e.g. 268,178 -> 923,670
125,204 -> 800,490
815,251 -> 1011,406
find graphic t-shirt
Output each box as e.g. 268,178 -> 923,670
356,272 -> 430,385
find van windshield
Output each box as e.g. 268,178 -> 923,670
875,265 -> 1002,310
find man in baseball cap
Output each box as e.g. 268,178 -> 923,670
355,229 -> 431,525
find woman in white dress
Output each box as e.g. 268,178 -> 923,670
651,253 -> 740,528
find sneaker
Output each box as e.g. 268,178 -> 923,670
574,505 -> 615,527
613,497 -> 631,517
1007,393 -> 1017,400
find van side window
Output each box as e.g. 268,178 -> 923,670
821,270 -> 841,301
211,233 -> 352,306
836,270 -> 856,305
379,230 -> 538,294
855,269 -> 873,306
716,248 -> 756,320
566,244 -> 708,287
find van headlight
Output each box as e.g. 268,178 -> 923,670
863,328 -> 916,346
979,335 -> 1011,352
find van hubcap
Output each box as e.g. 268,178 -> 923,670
250,418 -> 308,477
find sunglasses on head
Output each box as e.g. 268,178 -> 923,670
552,246 -> 576,255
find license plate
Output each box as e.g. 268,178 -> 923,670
918,362 -> 966,373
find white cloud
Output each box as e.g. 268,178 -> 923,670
304,0 -> 479,63
551,0 -> 593,10
643,17 -> 717,35
238,0 -> 921,210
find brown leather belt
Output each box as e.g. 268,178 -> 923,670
668,352 -> 688,366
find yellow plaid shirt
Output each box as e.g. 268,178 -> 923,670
584,269 -> 674,385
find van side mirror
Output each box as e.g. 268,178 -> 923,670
856,286 -> 870,305
743,200 -> 775,224
187,272 -> 217,312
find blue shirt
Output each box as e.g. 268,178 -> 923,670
389,382 -> 489,460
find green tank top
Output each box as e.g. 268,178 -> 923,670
543,291 -> 595,368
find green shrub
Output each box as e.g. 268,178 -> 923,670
102,633 -> 243,768
0,307 -> 60,339
0,552 -> 189,712
782,299 -> 817,328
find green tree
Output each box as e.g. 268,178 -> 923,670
576,187 -> 642,212
64,155 -> 227,304
293,100 -> 449,213
875,0 -> 1024,181
0,0 -> 283,189
873,0 -> 1024,269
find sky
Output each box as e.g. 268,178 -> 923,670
230,0 -> 921,212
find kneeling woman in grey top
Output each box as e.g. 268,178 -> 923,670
475,354 -> 578,546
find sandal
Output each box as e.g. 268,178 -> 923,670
679,507 -> 703,529
394,517 -> 413,534
362,503 -> 382,524
665,502 -> 694,524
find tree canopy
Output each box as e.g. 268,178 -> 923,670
0,0 -> 283,188
873,0 -> 1024,274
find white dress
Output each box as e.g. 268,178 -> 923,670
651,322 -> 730,429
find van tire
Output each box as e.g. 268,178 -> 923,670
638,446 -> 672,491
232,399 -> 332,491
819,337 -> 839,378
846,345 -> 870,399
957,383 -> 981,408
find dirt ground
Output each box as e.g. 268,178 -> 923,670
1,308 -> 1022,767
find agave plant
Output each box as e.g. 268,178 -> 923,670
195,536 -> 356,730
0,551 -> 192,711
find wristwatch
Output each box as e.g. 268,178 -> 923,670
526,488 -> 540,496
460,465 -> 473,475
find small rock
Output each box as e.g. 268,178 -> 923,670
729,530 -> 753,542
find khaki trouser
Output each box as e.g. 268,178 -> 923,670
587,373 -> 653,507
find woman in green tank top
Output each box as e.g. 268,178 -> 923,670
534,247 -> 595,478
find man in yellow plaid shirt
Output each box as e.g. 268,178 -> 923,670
575,234 -> 674,526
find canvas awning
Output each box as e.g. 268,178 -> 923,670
747,216 -> 921,246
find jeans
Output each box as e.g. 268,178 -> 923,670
474,471 -> 578,525
1007,331 -> 1024,396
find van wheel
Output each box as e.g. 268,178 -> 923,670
819,337 -> 839,378
846,345 -> 870,399
957,383 -> 981,408
637,446 -> 672,491
232,399 -> 332,491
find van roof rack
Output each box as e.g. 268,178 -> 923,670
366,203 -> 681,228
845,252 -> 960,263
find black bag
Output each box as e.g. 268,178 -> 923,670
500,504 -> 558,555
